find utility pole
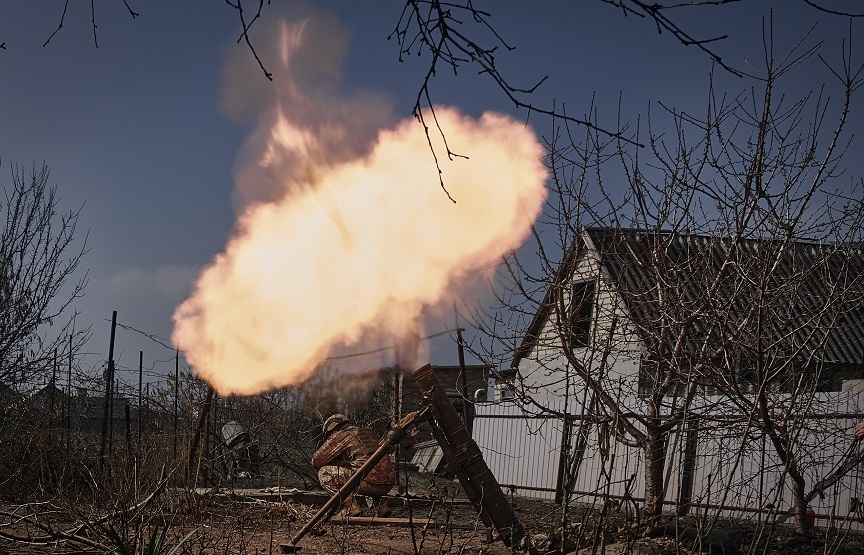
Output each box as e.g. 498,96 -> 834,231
138,351 -> 143,454
99,311 -> 118,472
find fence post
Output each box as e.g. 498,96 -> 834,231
99,310 -> 118,472
677,420 -> 699,516
66,335 -> 72,451
555,414 -> 572,504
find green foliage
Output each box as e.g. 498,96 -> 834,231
103,522 -> 195,555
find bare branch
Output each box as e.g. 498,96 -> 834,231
225,0 -> 273,81
801,0 -> 864,17
42,0 -> 70,48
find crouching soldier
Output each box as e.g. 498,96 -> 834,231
312,414 -> 395,517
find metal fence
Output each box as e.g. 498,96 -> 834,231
473,392 -> 864,530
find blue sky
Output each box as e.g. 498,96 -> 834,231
1,2 -> 861,387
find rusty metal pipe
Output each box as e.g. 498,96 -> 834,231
287,409 -> 428,550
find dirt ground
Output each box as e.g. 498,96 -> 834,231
164,488 -> 864,555
3,481 -> 864,554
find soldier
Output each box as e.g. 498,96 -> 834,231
312,414 -> 395,516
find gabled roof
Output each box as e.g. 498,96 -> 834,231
513,227 -> 864,368
511,231 -> 594,369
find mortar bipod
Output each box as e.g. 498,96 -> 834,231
284,408 -> 430,552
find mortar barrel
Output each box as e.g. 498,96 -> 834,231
412,364 -> 525,547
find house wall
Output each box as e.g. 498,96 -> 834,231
509,238 -> 644,405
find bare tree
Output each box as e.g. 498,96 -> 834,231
683,27 -> 864,534
468,23 -> 863,531
0,163 -> 89,389
9,2 -> 862,102
391,1 -> 862,142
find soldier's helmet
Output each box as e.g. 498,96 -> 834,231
322,413 -> 349,435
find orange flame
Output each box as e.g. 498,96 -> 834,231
172,19 -> 547,395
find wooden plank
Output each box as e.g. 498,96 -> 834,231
328,515 -> 484,530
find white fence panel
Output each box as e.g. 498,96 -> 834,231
473,391 -> 864,530
474,402 -> 562,500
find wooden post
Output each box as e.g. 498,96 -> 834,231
677,420 -> 699,516
137,351 -> 143,454
174,349 -> 179,462
99,310 -> 118,471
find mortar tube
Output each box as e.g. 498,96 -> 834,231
412,364 -> 526,548
289,410 -> 427,549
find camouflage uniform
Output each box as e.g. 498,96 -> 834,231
312,424 -> 395,497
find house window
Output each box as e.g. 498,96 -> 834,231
569,281 -> 595,348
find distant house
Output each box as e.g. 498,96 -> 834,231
27,382 -> 65,417
18,383 -> 145,436
71,388 -> 143,435
398,363 -> 491,420
506,227 -> 864,403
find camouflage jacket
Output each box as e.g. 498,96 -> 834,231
312,425 -> 395,486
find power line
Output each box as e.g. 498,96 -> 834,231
110,320 -> 175,351
324,329 -> 455,361
103,318 -> 461,367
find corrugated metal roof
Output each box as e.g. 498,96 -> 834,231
514,227 -> 864,367
587,228 -> 864,364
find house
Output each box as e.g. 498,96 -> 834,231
474,227 -> 864,514
27,381 -> 65,419
505,227 -> 864,403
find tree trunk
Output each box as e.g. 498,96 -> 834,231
763,426 -> 809,534
788,464 -> 808,534
643,424 -> 667,517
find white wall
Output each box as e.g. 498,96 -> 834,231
508,240 -> 643,405
474,392 -> 864,530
